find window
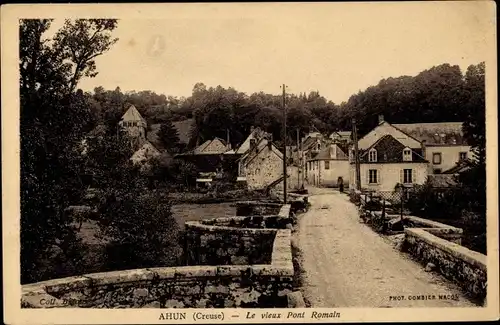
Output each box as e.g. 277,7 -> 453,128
403,169 -> 413,184
403,148 -> 412,161
368,169 -> 378,184
459,152 -> 467,161
324,161 -> 330,170
433,168 -> 442,174
432,152 -> 442,165
368,149 -> 377,162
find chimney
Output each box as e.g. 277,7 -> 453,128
250,138 -> 256,149
268,140 -> 272,150
378,114 -> 384,124
421,140 -> 426,159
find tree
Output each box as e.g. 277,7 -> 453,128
158,119 -> 181,154
20,19 -> 118,283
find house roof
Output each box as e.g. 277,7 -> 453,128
191,137 -> 228,155
442,160 -> 472,174
131,141 -> 160,163
121,105 -> 146,123
357,121 -> 422,150
235,127 -> 269,154
330,130 -> 352,140
392,122 -> 466,145
359,134 -> 427,163
244,141 -> 283,166
309,143 -> 348,161
428,174 -> 459,188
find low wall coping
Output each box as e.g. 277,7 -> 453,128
405,228 -> 486,271
185,221 -> 278,234
278,204 -> 291,218
405,215 -> 463,232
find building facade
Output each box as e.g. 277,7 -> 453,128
238,138 -> 284,190
118,105 -> 147,149
393,122 -> 472,174
349,116 -> 428,193
307,143 -> 350,187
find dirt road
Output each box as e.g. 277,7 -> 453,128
296,187 -> 477,307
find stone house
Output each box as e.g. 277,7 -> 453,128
349,115 -> 428,193
118,105 -> 147,149
175,137 -> 232,180
237,138 -> 285,191
306,142 -> 350,188
130,140 -> 161,167
392,122 -> 472,175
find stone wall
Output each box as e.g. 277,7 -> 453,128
185,204 -> 292,266
23,205 -> 295,309
185,222 -> 277,265
356,193 -> 486,302
403,228 -> 487,302
235,201 -> 283,216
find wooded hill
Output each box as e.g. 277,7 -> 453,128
86,62 -> 485,150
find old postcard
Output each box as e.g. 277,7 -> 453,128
2,1 -> 499,324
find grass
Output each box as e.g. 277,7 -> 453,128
77,202 -> 236,244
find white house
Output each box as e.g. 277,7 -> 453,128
306,142 -> 350,187
349,116 -> 428,193
392,122 -> 472,174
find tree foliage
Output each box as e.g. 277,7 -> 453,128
20,19 -> 118,283
158,119 -> 181,154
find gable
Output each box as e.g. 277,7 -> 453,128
121,105 -> 146,123
358,122 -> 421,150
131,141 -> 160,163
245,142 -> 283,167
201,138 -> 227,154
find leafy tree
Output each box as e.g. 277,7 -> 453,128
158,119 -> 181,154
20,19 -> 118,283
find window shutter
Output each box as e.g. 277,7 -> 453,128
413,168 -> 416,183
366,168 -> 370,183
400,169 -> 403,183
377,168 -> 381,184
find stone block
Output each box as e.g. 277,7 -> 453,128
44,276 -> 93,295
165,299 -> 185,308
85,269 -> 155,287
287,291 -> 306,307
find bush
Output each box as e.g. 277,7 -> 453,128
96,190 -> 182,271
406,182 -> 464,219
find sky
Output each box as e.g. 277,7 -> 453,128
47,2 -> 493,104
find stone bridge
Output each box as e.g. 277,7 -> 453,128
22,202 -> 299,308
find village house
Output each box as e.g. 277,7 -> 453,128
237,136 -> 285,191
329,130 -> 352,143
118,105 -> 147,149
306,142 -> 350,188
349,115 -> 428,193
130,140 -> 161,167
392,122 -> 472,175
175,137 -> 233,186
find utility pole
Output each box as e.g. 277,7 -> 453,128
296,128 -> 300,189
282,84 -> 287,204
352,118 -> 361,191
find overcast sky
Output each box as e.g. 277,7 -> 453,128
54,2 -> 493,103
